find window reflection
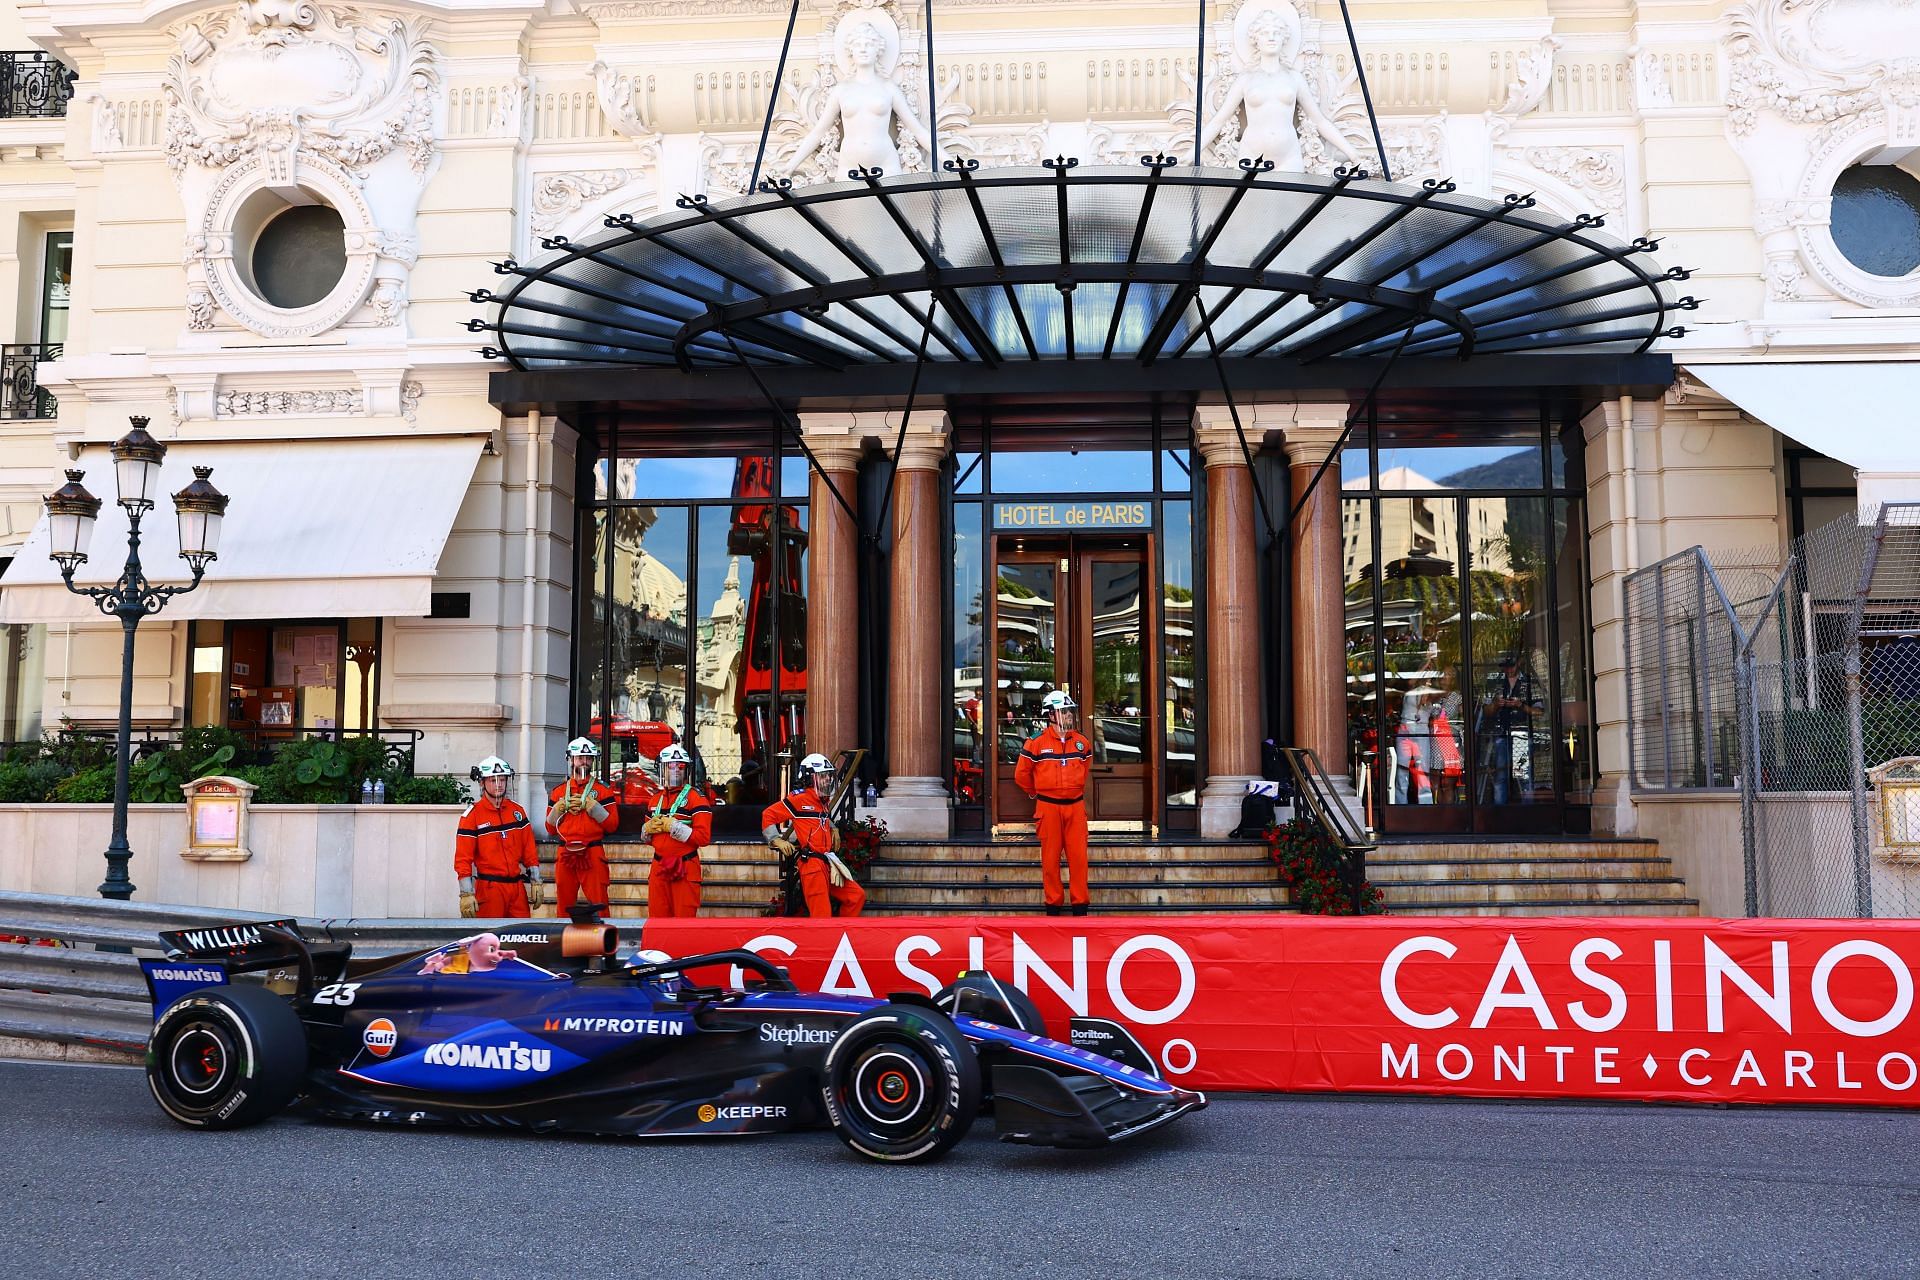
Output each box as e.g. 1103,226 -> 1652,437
1467,497 -> 1550,806
600,506 -> 690,806
1163,501 -> 1197,806
953,503 -> 985,804
990,450 -> 1153,493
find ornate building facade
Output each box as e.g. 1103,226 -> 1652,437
0,0 -> 1908,882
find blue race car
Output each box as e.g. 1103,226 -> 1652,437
139,913 -> 1205,1163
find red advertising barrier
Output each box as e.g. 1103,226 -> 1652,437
640,915 -> 1920,1106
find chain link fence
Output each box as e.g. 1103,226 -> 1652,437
1624,504 -> 1920,917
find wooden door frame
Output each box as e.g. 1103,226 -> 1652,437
987,532 -> 1156,831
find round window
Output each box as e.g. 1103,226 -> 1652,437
1830,165 -> 1920,279
250,203 -> 348,309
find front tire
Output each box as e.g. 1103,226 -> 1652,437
147,984 -> 308,1130
823,1005 -> 980,1163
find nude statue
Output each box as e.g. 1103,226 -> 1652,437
1200,3 -> 1360,172
784,15 -> 932,179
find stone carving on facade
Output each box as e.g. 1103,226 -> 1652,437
531,169 -> 639,235
87,92 -> 123,153
1723,0 -> 1920,310
400,379 -> 424,424
215,387 -> 366,417
487,75 -> 528,140
591,61 -> 661,146
163,2 -> 442,339
1629,47 -> 1675,110
1195,0 -> 1358,171
1486,35 -> 1560,143
1515,146 -> 1626,213
694,0 -> 969,193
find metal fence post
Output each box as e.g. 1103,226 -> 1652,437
1737,649 -> 1760,917
1846,643 -> 1873,918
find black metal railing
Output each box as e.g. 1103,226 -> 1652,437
0,343 -> 58,419
0,52 -> 74,119
0,727 -> 423,776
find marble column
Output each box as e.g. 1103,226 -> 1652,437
796,414 -> 864,766
1191,409 -> 1272,838
1284,409 -> 1352,776
872,411 -> 953,838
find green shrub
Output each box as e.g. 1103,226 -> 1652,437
127,743 -> 239,803
386,774 -> 470,805
0,758 -> 60,802
52,764 -> 115,804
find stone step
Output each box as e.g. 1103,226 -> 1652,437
1377,877 -> 1693,906
1385,900 -> 1701,917
1365,858 -> 1680,883
864,860 -> 1275,886
863,882 -> 1293,909
1368,839 -> 1660,861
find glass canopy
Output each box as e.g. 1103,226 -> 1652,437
475,160 -> 1693,374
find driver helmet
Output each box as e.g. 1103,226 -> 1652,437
658,743 -> 692,787
798,752 -> 835,792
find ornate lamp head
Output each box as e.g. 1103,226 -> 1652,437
110,416 -> 168,511
44,469 -> 102,572
171,465 -> 229,571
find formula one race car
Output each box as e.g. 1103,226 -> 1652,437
138,914 -> 1204,1163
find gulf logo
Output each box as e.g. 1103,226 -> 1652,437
363,1018 -> 399,1058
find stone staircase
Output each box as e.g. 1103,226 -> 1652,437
577,835 -> 1698,917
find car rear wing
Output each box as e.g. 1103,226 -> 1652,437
143,918 -> 315,1017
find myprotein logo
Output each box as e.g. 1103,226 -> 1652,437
422,1040 -> 552,1073
363,1018 -> 398,1058
760,1023 -> 835,1046
542,1016 -> 687,1036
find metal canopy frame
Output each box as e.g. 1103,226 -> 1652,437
472,160 -> 1693,380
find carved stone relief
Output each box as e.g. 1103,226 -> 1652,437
164,2 -> 442,339
1723,0 -> 1920,309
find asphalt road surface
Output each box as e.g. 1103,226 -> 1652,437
4,1059 -> 1918,1279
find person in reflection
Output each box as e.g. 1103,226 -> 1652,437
1480,655 -> 1541,804
1016,689 -> 1092,916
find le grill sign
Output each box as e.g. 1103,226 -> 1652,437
641,916 -> 1920,1106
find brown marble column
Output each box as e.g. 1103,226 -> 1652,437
874,412 -> 952,837
797,415 -> 863,764
1284,413 -> 1350,775
1192,410 -> 1268,837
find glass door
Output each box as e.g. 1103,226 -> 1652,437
991,553 -> 1064,825
1078,549 -> 1151,825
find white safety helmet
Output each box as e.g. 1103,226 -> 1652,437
566,736 -> 600,759
1042,689 -> 1077,713
471,756 -> 513,780
798,752 -> 834,788
658,743 -> 692,784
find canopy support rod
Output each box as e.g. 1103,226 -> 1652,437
1334,0 -> 1391,181
873,295 -> 941,541
1281,321 -> 1418,537
1193,290 -> 1277,542
1192,0 -> 1207,163
925,0 -> 938,175
718,329 -> 859,527
749,0 -> 802,193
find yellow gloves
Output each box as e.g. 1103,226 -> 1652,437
526,879 -> 544,911
458,892 -> 478,918
642,814 -> 675,837
770,835 -> 799,857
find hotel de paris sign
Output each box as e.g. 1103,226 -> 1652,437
993,501 -> 1154,530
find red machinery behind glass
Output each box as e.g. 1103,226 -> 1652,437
730,455 -> 808,800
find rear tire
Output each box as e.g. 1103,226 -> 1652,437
147,984 -> 308,1130
823,1005 -> 979,1163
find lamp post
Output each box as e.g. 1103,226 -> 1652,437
45,416 -> 228,900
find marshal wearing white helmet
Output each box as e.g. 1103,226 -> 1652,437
1016,688 -> 1093,915
641,743 -> 712,918
760,752 -> 865,918
455,756 -> 542,918
547,735 -> 619,915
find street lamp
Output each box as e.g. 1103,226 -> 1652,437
46,416 -> 228,899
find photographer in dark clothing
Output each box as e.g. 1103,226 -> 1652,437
1480,654 -> 1541,805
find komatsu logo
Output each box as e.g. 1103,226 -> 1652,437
543,1017 -> 687,1036
760,1023 -> 835,1046
181,927 -> 263,951
149,966 -> 223,983
422,1040 -> 552,1073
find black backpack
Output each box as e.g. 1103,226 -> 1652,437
1230,791 -> 1277,839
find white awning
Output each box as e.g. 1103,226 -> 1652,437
1685,362 -> 1919,472
0,436 -> 486,623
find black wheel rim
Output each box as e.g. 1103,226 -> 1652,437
155,1015 -> 242,1117
848,1042 -> 937,1135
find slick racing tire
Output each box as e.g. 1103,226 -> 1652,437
823,1005 -> 980,1164
147,984 -> 308,1130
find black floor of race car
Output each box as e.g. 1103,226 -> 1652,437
4,1060 -> 1918,1279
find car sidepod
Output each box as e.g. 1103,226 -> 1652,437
955,1016 -> 1207,1148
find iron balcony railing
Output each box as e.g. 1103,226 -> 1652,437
0,52 -> 75,119
0,343 -> 58,419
